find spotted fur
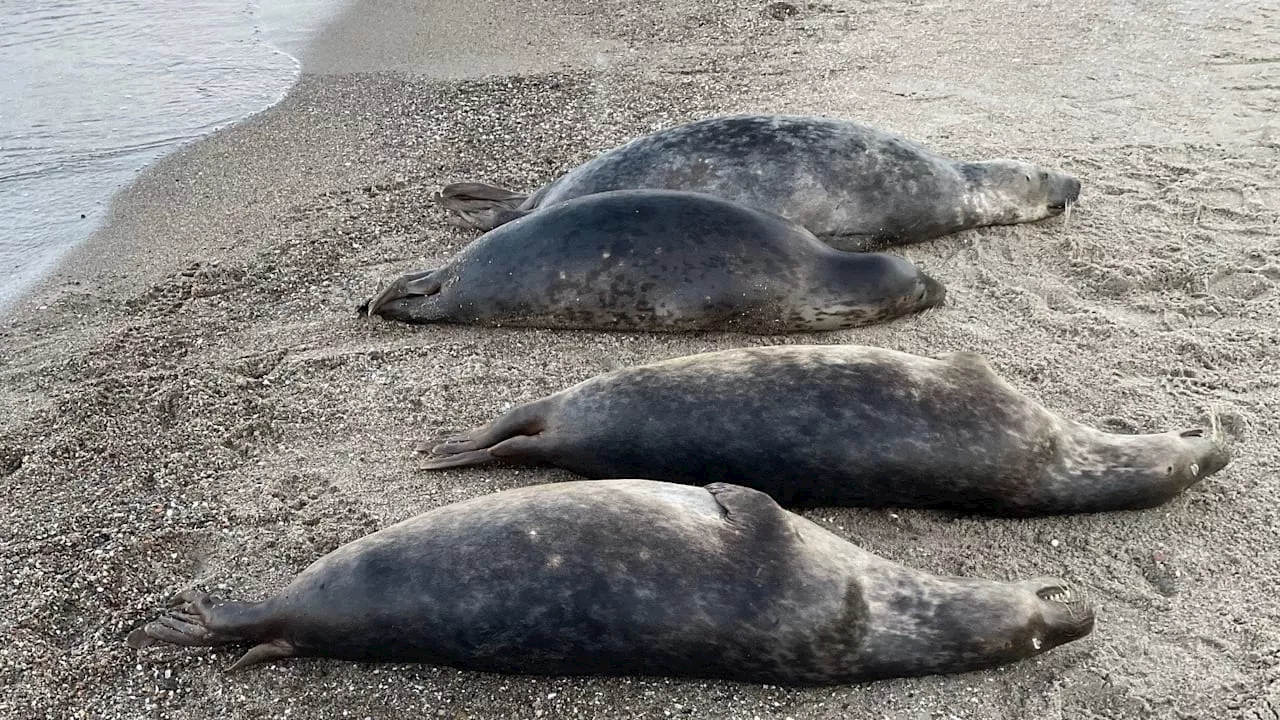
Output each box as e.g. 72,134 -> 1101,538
128,480 -> 1094,683
436,115 -> 1082,250
421,345 -> 1231,515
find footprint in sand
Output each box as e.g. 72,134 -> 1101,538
1209,270 -> 1274,300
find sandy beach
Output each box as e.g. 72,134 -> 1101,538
2,0 -> 1278,717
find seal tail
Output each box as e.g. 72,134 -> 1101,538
127,589 -> 296,672
417,400 -> 550,470
432,182 -> 531,231
358,268 -> 442,318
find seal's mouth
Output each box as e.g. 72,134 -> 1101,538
1036,584 -> 1082,604
1046,176 -> 1083,215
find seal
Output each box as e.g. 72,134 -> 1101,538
127,479 -> 1095,683
435,115 -> 1082,250
420,345 -> 1231,515
360,189 -> 945,333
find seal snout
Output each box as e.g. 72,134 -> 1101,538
1046,173 -> 1082,214
1177,427 -> 1231,480
1027,578 -> 1095,649
922,273 -> 947,307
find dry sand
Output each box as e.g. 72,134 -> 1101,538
1,0 -> 1278,717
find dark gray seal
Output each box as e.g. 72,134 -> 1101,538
421,345 -> 1231,516
435,115 -> 1082,250
360,189 -> 944,333
127,479 -> 1094,683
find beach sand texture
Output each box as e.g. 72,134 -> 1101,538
1,0 -> 1279,717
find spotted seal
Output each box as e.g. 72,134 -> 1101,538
127,479 -> 1094,683
421,345 -> 1231,515
360,189 -> 944,333
435,115 -> 1082,250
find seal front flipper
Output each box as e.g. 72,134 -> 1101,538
433,182 -> 531,231
227,640 -> 296,672
705,482 -> 780,522
417,399 -> 552,470
359,268 -> 442,318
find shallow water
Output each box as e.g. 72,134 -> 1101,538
0,0 -> 346,312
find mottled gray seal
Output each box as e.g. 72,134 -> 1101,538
435,115 -> 1082,250
360,189 -> 944,333
421,346 -> 1231,516
127,479 -> 1094,683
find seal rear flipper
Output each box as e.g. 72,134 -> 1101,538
417,401 -> 550,470
131,609 -> 227,647
433,182 -> 531,231
359,268 -> 442,317
129,590 -> 279,657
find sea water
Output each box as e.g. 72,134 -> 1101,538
0,0 -> 348,312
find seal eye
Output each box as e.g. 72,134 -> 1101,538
1024,174 -> 1032,183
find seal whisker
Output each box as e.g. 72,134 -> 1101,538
1207,404 -> 1225,446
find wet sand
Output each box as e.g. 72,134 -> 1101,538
1,0 -> 1278,718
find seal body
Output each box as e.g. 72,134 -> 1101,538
362,190 -> 944,333
436,115 -> 1082,250
422,346 -> 1231,515
129,480 -> 1094,683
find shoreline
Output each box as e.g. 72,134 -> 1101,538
1,0 -> 1278,718
0,0 -> 349,321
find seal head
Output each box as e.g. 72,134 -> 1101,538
857,575 -> 1094,679
963,160 -> 1082,223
